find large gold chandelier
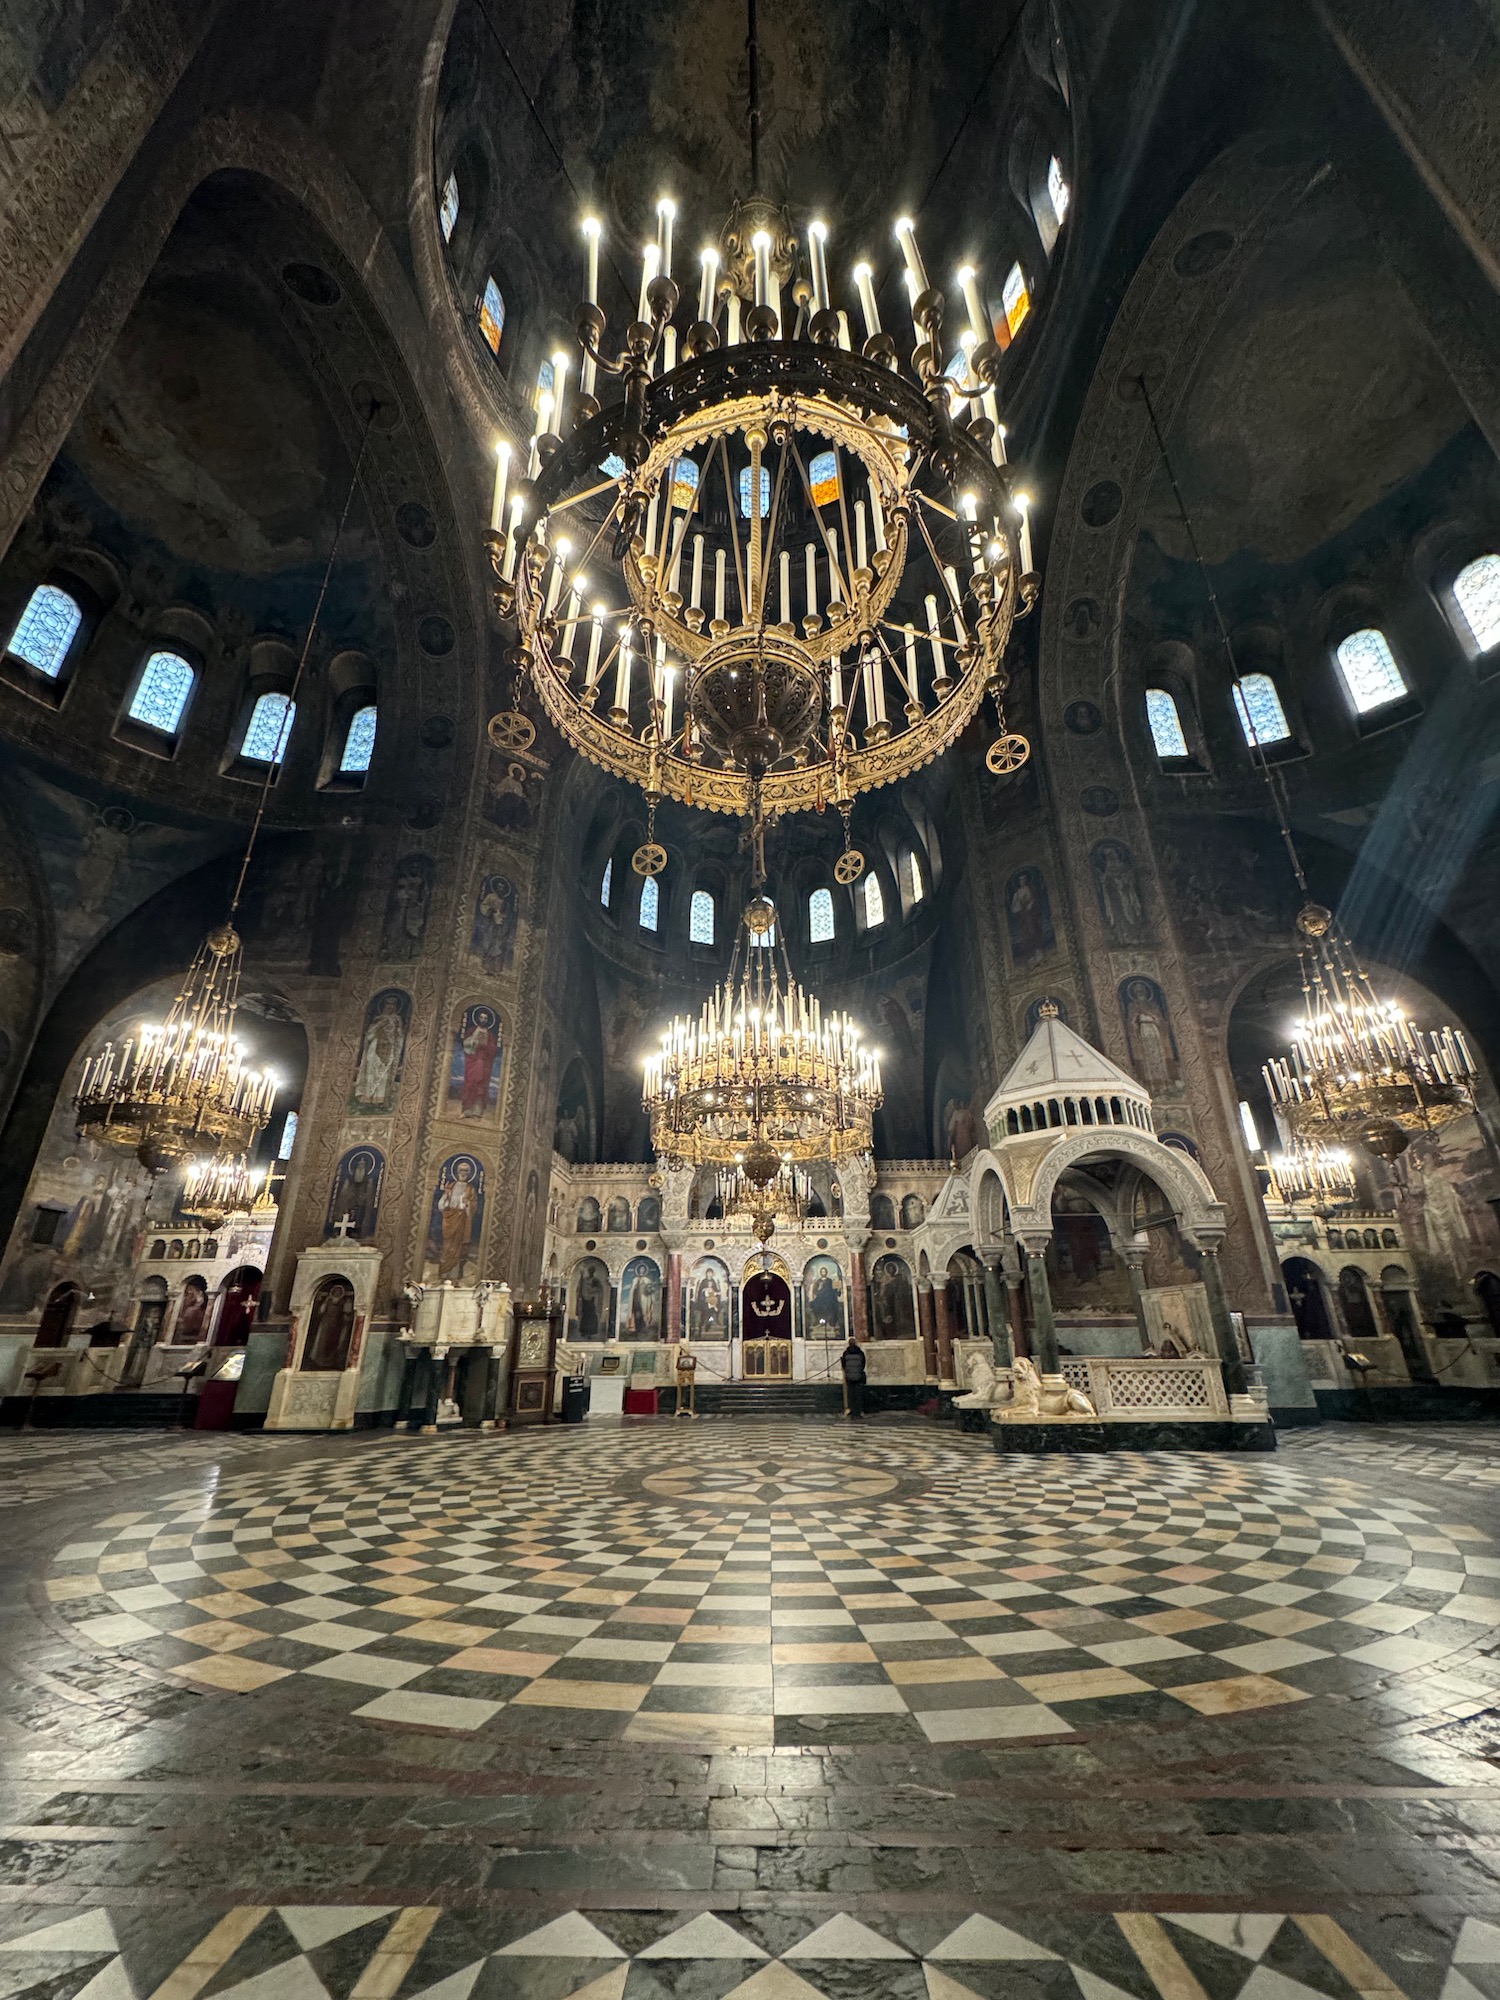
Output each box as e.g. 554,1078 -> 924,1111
1262,905 -> 1475,1161
643,895 -> 881,1240
489,179 -> 1035,878
75,925 -> 278,1174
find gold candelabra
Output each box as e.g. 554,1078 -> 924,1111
178,1154 -> 271,1231
1262,907 -> 1475,1161
74,925 -> 278,1173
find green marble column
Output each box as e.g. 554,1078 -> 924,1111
983,1259 -> 1012,1364
1025,1248 -> 1060,1375
1199,1245 -> 1248,1397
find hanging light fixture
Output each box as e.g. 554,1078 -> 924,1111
75,411 -> 378,1175
1262,1134 -> 1357,1208
75,932 -> 277,1174
1261,905 -> 1474,1161
1137,381 -> 1478,1170
178,1156 -> 269,1231
643,895 -> 882,1239
488,0 -> 1036,896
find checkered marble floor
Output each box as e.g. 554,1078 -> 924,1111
0,1430 -> 302,1511
1282,1425 -> 1500,1491
0,1898 -> 1493,2000
35,1422 -> 1500,1748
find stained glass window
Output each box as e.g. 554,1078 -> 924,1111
998,263 -> 1030,348
601,453 -> 627,480
1232,672 -> 1291,747
669,459 -> 700,511
439,171 -> 459,242
480,277 -> 505,357
689,888 -> 715,944
809,451 -> 839,507
242,691 -> 295,764
1048,156 -> 1070,226
1334,629 -> 1407,714
128,650 -> 194,734
738,466 -> 771,519
1453,555 -> 1500,653
862,872 -> 885,927
1146,686 -> 1189,758
600,857 -> 613,907
809,887 -> 835,943
7,584 -> 82,678
339,704 -> 377,774
278,1110 -> 299,1159
904,850 -> 924,905
639,874 -> 659,931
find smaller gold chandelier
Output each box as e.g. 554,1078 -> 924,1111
75,924 -> 278,1173
1263,1139 -> 1357,1208
644,897 -> 882,1185
717,1152 -> 815,1247
179,1156 -> 269,1231
1263,907 -> 1475,1162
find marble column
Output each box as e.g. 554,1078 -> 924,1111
1123,1248 -> 1153,1353
1381,1277 -> 1437,1384
933,1283 -> 955,1385
850,1256 -> 871,1341
1198,1244 -> 1248,1397
1006,1271 -> 1029,1360
917,1279 -> 939,1378
666,1251 -> 683,1342
983,1258 -> 1012,1364
1025,1247 -> 1060,1376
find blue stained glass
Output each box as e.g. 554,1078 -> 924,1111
601,454 -> 627,480
689,889 -> 715,944
277,1110 -> 299,1159
1145,686 -> 1189,758
1335,628 -> 1407,714
1232,672 -> 1291,747
128,650 -> 194,733
639,874 -> 659,931
7,584 -> 82,678
862,873 -> 885,927
738,466 -> 771,519
340,704 -> 377,773
600,857 -> 613,906
242,690 -> 295,763
809,451 -> 839,506
480,277 -> 505,356
809,887 -> 835,943
1454,554 -> 1500,652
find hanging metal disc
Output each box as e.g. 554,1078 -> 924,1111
632,842 -> 667,877
985,732 -> 1031,775
487,710 -> 536,753
834,848 -> 865,884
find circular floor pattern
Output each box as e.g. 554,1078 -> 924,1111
37,1421 -> 1500,1748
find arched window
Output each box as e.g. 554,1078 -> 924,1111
339,704 -> 377,774
6,585 -> 82,679
277,1110 -> 299,1159
809,887 -> 835,943
999,263 -> 1030,347
689,889 -> 715,944
439,171 -> 460,243
128,651 -> 195,734
1232,672 -> 1291,747
738,466 -> 771,519
1047,156 -> 1071,227
669,459 -> 700,510
1145,686 -> 1189,759
1334,628 -> 1408,714
1453,555 -> 1500,653
479,276 -> 505,357
809,451 -> 839,507
241,691 -> 295,763
862,872 -> 885,928
639,874 -> 659,932
902,850 -> 925,907
600,857 -> 613,908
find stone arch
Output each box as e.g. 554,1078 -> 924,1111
1003,1130 -> 1225,1247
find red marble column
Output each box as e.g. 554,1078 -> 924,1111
850,1255 -> 870,1341
666,1251 -> 683,1342
933,1283 -> 955,1384
917,1280 -> 938,1378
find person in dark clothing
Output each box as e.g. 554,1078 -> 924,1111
840,1338 -> 867,1418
